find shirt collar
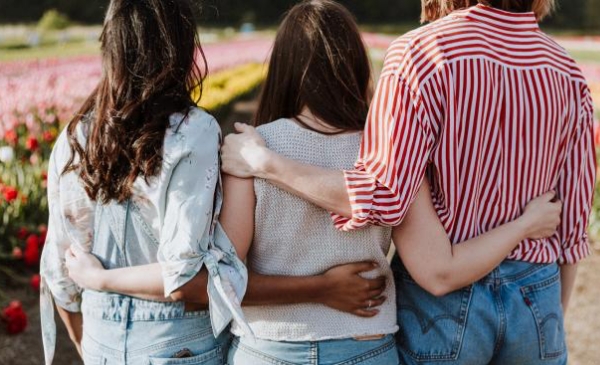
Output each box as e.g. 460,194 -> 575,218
458,4 -> 540,32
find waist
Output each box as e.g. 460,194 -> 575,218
81,290 -> 209,322
233,300 -> 398,341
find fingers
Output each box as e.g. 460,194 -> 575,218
364,296 -> 387,308
353,308 -> 380,318
367,276 -> 386,291
234,122 -> 255,134
349,261 -> 379,274
536,190 -> 556,202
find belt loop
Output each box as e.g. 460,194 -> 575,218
121,297 -> 131,330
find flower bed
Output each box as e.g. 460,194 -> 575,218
0,50 -> 269,333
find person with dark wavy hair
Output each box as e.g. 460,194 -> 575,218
39,0 -> 245,364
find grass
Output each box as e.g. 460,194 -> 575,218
0,40 -> 99,62
569,50 -> 600,64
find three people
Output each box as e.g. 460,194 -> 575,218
41,0 -> 594,364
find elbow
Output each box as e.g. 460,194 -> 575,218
169,289 -> 186,302
169,287 -> 209,305
416,272 -> 456,297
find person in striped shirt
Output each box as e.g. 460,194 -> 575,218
221,0 -> 595,364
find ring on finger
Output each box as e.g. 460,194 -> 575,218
367,299 -> 373,310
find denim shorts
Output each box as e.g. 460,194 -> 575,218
81,290 -> 230,365
392,258 -> 567,365
227,335 -> 399,365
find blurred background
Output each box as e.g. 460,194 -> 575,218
0,1 -> 598,364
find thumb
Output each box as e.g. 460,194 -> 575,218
540,190 -> 556,202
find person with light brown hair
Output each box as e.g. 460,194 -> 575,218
221,0 -> 595,364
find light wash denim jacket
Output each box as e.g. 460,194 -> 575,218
39,108 -> 250,364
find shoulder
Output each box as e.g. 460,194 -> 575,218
168,107 -> 222,155
255,118 -> 293,140
171,107 -> 221,139
381,16 -> 462,77
50,117 -> 90,172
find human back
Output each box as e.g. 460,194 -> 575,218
225,1 -> 400,364
373,3 -> 594,263
237,118 -> 397,340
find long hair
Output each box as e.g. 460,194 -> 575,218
421,0 -> 556,23
64,0 -> 207,204
254,0 -> 372,134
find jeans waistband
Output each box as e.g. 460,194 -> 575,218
82,290 -> 210,322
479,260 -> 557,285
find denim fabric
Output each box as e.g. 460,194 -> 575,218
392,257 -> 567,365
227,335 -> 399,365
81,291 -> 230,365
80,201 -> 230,365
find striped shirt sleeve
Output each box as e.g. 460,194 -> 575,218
332,74 -> 436,231
556,83 -> 597,264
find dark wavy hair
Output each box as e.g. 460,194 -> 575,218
254,0 -> 372,134
64,0 -> 207,204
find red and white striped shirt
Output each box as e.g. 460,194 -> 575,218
334,5 -> 596,264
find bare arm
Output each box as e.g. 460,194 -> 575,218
219,173 -> 385,316
56,306 -> 83,357
395,181 -> 562,297
66,249 -> 209,304
221,124 -> 351,218
559,264 -> 578,314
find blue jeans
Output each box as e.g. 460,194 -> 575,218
81,290 -> 230,365
392,258 -> 567,365
227,335 -> 399,365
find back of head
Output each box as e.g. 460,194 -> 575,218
65,0 -> 206,204
255,0 -> 372,133
421,0 -> 556,23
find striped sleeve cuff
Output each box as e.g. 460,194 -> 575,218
330,170 -> 379,231
558,234 -> 592,265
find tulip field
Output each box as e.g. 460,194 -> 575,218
0,32 -> 599,361
0,36 -> 273,323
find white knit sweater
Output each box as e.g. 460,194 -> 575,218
231,118 -> 398,341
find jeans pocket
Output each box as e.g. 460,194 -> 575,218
149,346 -> 223,365
81,334 -> 106,365
338,336 -> 399,365
520,271 -> 566,360
394,270 -> 473,361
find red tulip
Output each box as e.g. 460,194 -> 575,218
30,275 -> 41,291
24,234 -> 40,266
12,247 -> 23,260
25,136 -> 39,151
17,227 -> 28,240
4,130 -> 18,145
2,186 -> 18,203
42,130 -> 55,143
1,301 -> 28,335
38,225 -> 48,245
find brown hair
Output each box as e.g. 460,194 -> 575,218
254,0 -> 372,134
64,0 -> 207,204
421,0 -> 556,23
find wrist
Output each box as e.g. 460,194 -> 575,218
312,274 -> 333,304
94,269 -> 110,291
255,147 -> 282,180
512,216 -> 531,241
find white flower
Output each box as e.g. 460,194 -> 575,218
0,146 -> 14,163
